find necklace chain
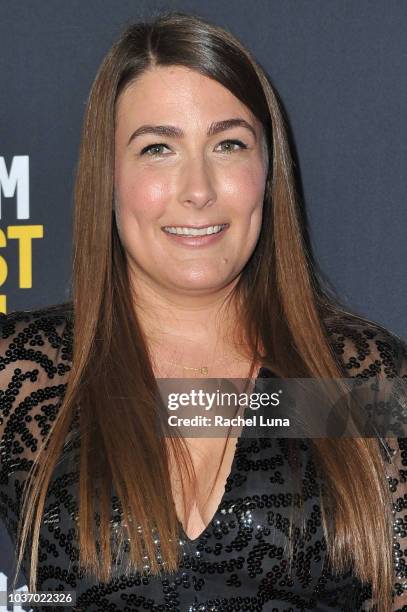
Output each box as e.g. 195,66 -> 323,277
164,362 -> 210,375
160,355 -> 228,376
158,354 -> 255,378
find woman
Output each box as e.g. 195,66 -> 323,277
0,10 -> 406,611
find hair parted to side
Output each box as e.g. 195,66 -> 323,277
13,10 -> 395,610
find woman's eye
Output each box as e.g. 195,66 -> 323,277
139,139 -> 247,157
140,143 -> 171,157
216,139 -> 247,153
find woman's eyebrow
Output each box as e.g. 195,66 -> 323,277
126,118 -> 257,146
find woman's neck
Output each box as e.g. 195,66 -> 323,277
128,275 -> 258,379
132,275 -> 243,358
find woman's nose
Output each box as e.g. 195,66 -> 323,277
177,155 -> 217,209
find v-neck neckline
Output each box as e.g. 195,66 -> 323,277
178,365 -> 275,543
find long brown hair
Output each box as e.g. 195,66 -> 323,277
14,11 -> 394,609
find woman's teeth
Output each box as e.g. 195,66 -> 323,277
163,224 -> 227,236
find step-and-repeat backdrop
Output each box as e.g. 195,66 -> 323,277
1,1 -> 406,609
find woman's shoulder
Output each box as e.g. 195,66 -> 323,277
323,309 -> 407,379
0,301 -> 73,373
0,301 -> 73,446
0,301 -> 73,339
0,301 -> 73,359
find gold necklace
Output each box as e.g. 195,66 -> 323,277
165,362 -> 209,376
159,354 -> 254,377
161,356 -> 228,376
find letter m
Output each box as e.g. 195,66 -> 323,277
0,156 -> 29,219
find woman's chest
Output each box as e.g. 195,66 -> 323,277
26,436 -> 368,610
172,436 -> 325,558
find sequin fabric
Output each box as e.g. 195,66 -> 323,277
0,303 -> 407,611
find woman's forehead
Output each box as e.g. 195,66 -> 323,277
115,66 -> 257,128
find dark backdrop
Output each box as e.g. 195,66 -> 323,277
1,1 -> 406,608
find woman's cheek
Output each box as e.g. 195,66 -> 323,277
116,183 -> 154,221
228,159 -> 264,189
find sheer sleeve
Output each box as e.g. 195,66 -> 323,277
0,304 -> 73,541
327,316 -> 407,610
383,337 -> 407,611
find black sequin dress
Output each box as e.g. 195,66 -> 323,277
0,304 -> 406,611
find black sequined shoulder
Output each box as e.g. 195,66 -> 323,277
0,305 -> 406,611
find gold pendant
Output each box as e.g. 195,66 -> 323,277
182,365 -> 209,376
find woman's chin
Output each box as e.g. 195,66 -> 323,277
162,274 -> 231,294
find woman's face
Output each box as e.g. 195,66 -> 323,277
114,65 -> 269,297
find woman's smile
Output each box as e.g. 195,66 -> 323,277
161,223 -> 230,247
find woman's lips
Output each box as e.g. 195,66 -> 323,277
161,224 -> 229,247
